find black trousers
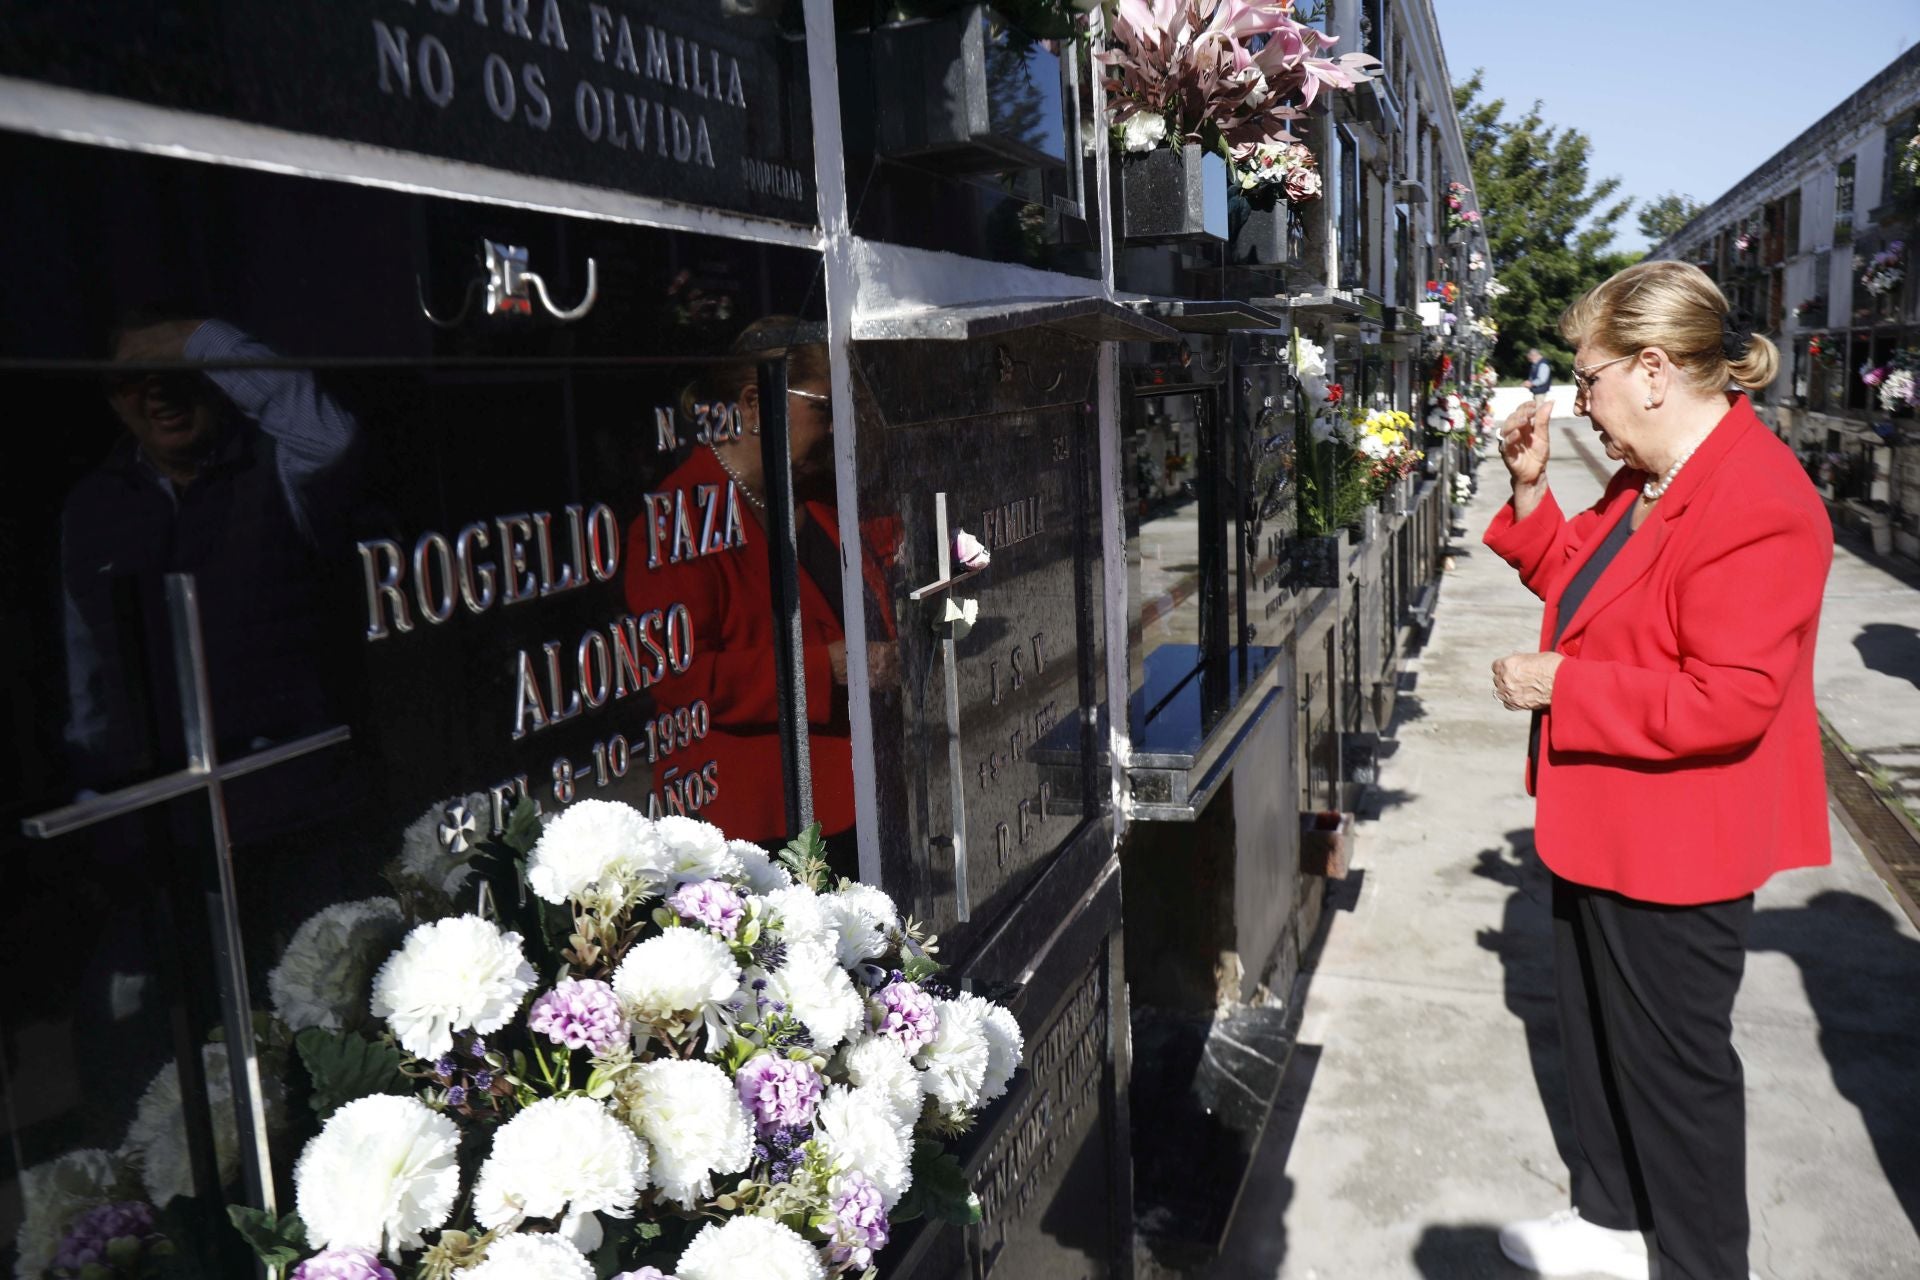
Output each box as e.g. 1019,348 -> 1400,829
1552,874 -> 1755,1280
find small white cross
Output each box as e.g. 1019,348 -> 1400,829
438,802 -> 479,853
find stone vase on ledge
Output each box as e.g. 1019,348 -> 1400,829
1120,143 -> 1228,244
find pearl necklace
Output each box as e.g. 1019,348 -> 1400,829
1641,432 -> 1711,503
709,444 -> 766,511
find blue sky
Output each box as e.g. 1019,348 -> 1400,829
1433,1 -> 1919,253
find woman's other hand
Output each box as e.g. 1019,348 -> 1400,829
1493,651 -> 1563,711
1499,400 -> 1553,490
827,639 -> 899,690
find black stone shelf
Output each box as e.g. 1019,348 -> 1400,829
1130,1003 -> 1296,1267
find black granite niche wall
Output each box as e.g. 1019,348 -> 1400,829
847,331 -> 1132,1279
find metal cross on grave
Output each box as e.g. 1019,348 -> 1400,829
906,491 -> 989,924
21,573 -> 351,1219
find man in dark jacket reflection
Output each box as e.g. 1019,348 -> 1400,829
60,316 -> 363,832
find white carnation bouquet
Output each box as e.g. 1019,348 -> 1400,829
14,801 -> 1019,1280
262,802 -> 1017,1280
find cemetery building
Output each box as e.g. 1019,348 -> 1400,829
0,1 -> 1490,1275
1648,46 -> 1920,565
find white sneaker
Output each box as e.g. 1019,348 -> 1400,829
1498,1207 -> 1650,1278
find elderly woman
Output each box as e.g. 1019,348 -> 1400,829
1484,261 -> 1832,1280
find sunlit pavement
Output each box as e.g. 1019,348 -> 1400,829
1207,412 -> 1920,1279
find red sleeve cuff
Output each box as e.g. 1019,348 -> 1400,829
1482,487 -> 1564,561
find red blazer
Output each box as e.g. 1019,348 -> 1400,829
625,448 -> 896,842
1482,394 -> 1833,904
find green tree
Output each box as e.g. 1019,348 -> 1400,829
1455,71 -> 1633,377
1637,191 -> 1704,245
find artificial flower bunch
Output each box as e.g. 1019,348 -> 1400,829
1445,182 -> 1480,233
1792,297 -> 1826,323
1236,138 -> 1321,207
1291,334 -> 1372,537
1859,241 -> 1905,297
1351,407 -> 1423,496
274,804 -> 1019,1280
16,802 -> 1021,1280
1451,473 -> 1474,507
1099,0 -> 1375,161
1874,348 -> 1918,414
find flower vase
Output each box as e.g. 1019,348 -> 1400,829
1300,810 -> 1355,879
1120,143 -> 1229,244
872,4 -> 1069,173
1230,200 -> 1293,265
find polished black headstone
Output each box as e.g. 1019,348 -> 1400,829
0,0 -> 816,222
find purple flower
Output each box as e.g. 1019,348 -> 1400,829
433,1056 -> 456,1079
53,1201 -> 162,1272
468,1037 -> 488,1059
734,1054 -> 824,1131
872,980 -> 940,1054
609,1271 -> 674,1280
668,879 -> 746,937
292,1249 -> 399,1280
827,1172 -> 891,1270
446,1084 -> 467,1107
528,977 -> 631,1054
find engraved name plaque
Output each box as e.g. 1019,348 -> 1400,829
0,0 -> 815,222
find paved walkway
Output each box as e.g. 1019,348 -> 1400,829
1213,412 -> 1920,1278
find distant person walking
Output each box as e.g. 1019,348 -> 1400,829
1485,261 -> 1832,1280
1526,347 -> 1554,408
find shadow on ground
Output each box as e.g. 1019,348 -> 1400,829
1410,1223 -> 1528,1278
1749,889 -> 1920,1243
1471,832 -> 1576,1176
1853,623 -> 1920,692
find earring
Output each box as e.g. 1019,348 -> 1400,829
1644,394 -> 1654,409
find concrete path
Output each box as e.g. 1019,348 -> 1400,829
1213,413 -> 1920,1279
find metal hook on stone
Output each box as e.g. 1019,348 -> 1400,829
416,241 -> 598,328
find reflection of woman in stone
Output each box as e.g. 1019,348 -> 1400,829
624,319 -> 895,869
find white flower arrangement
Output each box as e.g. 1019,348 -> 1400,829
837,1035 -> 925,1129
914,995 -> 994,1118
395,792 -> 492,897
268,897 -> 406,1034
616,1058 -> 755,1209
123,1043 -> 241,1208
821,883 -> 896,968
1121,110 -> 1168,153
12,1148 -> 125,1278
526,797 -> 658,905
812,1085 -> 914,1209
730,839 -> 793,895
677,1216 -> 827,1280
370,915 -> 537,1060
456,1231 -> 596,1280
653,814 -> 744,885
294,1095 -> 460,1256
189,806 -> 1020,1280
762,940 -> 866,1057
471,1096 -> 648,1242
612,927 -> 741,1033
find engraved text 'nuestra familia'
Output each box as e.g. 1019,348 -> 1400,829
372,0 -> 808,201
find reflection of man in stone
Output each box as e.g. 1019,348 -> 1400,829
60,316 -> 363,805
625,318 -> 895,872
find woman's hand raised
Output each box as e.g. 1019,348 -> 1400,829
1499,400 -> 1554,490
